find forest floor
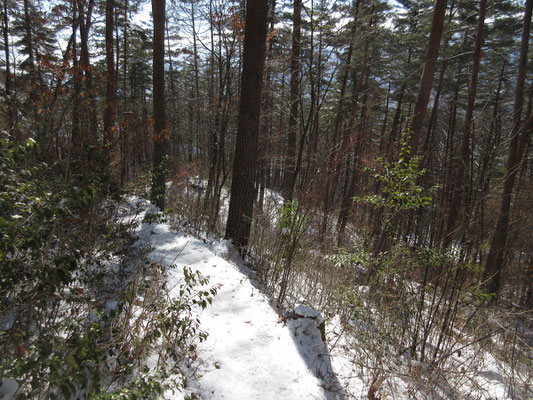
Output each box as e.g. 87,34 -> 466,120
130,197 -> 343,400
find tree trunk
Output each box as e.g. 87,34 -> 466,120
2,0 -> 11,128
121,0 -> 129,187
409,0 -> 448,155
150,0 -> 168,209
304,18 -> 323,188
320,0 -> 360,239
337,23 -> 371,242
282,0 -> 302,201
191,0 -> 201,161
421,1 -> 455,166
471,62 -> 505,262
443,0 -> 486,247
257,0 -> 276,211
388,47 -> 412,150
23,0 -> 40,137
274,69 -> 286,189
378,83 -> 391,154
435,70 -> 461,245
225,0 -> 268,251
485,0 -> 533,296
79,0 -> 98,138
421,58 -> 447,165
69,0 -> 81,176
104,0 -> 116,149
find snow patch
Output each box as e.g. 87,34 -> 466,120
0,378 -> 19,400
127,197 -> 341,399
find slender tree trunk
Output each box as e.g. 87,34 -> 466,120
104,0 -> 116,149
338,24 -> 371,241
1,0 -> 8,97
305,20 -> 323,187
282,0 -> 302,201
203,1 -> 218,219
421,2 -> 454,167
274,69 -> 286,189
151,0 -> 168,209
320,0 -> 360,239
69,1 -> 81,177
257,0 -> 276,211
166,20 -> 179,162
79,0 -> 98,139
23,0 -> 41,139
471,63 -> 505,262
388,47 -> 412,150
443,0 -> 486,247
378,83 -> 391,154
121,0 -> 129,187
435,72 -> 461,244
23,0 -> 36,81
206,25 -> 234,230
225,0 -> 268,251
191,0 -> 201,161
409,0 -> 448,155
422,58 -> 447,164
485,0 -> 533,296
2,0 -> 11,128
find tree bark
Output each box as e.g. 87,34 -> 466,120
23,0 -> 40,133
282,0 -> 302,201
443,0 -> 486,247
435,70 -> 461,245
2,0 -> 11,127
121,0 -> 129,187
78,0 -> 98,138
337,19 -> 371,242
225,0 -> 268,251
471,62 -> 505,262
388,47 -> 412,151
104,0 -> 116,148
409,0 -> 448,155
257,0 -> 277,211
320,0 -> 360,239
485,0 -> 533,296
69,0 -> 81,176
150,0 -> 168,209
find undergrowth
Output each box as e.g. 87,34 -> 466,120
120,160 -> 532,399
0,135 -> 215,399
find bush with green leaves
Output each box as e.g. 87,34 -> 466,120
0,133 -> 216,399
355,131 -> 437,254
88,264 -> 217,400
0,133 -> 107,398
356,131 -> 434,213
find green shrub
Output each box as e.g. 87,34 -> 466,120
0,133 -> 216,399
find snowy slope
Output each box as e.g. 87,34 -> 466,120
131,198 -> 336,400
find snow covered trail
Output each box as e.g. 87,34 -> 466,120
131,199 -> 335,400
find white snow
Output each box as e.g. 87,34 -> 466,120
294,305 -> 323,321
125,197 -> 531,400
129,198 -> 337,399
0,379 -> 19,400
